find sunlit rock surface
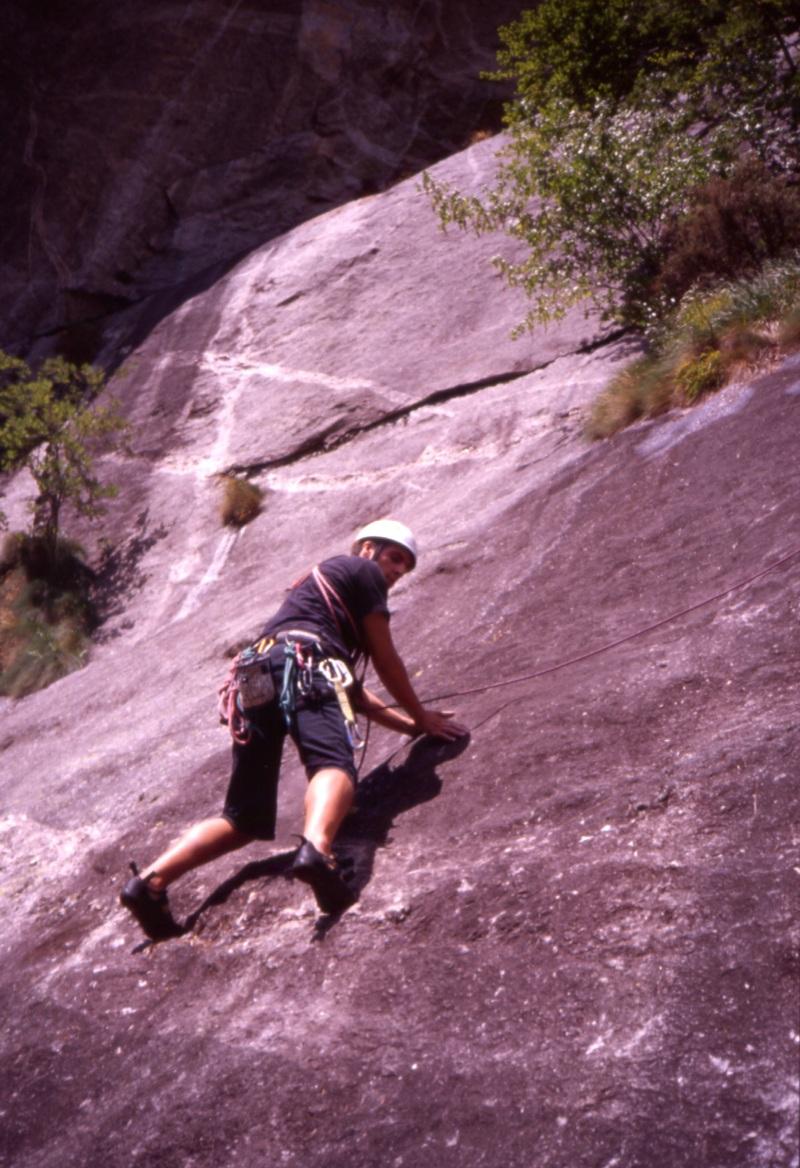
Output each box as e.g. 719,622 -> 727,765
2,0 -> 519,353
1,135 -> 798,1168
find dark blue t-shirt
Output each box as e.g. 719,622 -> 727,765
261,554 -> 389,663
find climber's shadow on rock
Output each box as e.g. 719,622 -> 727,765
335,732 -> 471,898
182,850 -> 297,933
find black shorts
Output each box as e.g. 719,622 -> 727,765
222,647 -> 356,840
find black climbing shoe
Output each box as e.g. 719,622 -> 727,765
120,866 -> 183,941
291,838 -> 356,915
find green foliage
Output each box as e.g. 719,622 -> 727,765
489,0 -> 712,110
425,0 -> 800,331
425,97 -> 719,331
0,351 -> 126,696
491,1 -> 799,127
678,256 -> 800,337
587,255 -> 800,437
586,355 -> 675,438
674,349 -> 726,403
0,615 -> 88,699
0,351 -> 126,559
219,475 -> 263,528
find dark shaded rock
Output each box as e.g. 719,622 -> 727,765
2,0 -> 520,354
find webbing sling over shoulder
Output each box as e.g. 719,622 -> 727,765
311,565 -> 364,655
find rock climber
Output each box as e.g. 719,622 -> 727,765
121,518 -> 467,938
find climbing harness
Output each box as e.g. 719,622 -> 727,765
219,631 -> 352,745
278,632 -> 325,730
276,633 -> 365,749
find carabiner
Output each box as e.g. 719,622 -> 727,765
318,658 -> 363,749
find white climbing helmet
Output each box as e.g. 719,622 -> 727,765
354,519 -> 418,569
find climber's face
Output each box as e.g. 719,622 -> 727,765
361,541 -> 414,588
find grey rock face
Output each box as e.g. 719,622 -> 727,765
0,136 -> 798,1168
3,0 -> 519,353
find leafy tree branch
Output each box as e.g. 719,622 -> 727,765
0,351 -> 127,563
424,0 -> 800,332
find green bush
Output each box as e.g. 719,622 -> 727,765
424,96 -> 717,333
586,356 -> 674,439
0,608 -> 89,699
425,0 -> 800,333
0,350 -> 126,564
676,257 -> 800,339
674,349 -> 726,403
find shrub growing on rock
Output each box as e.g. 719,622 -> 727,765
0,533 -> 95,698
0,350 -> 126,696
654,161 -> 800,306
219,475 -> 263,528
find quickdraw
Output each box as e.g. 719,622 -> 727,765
278,637 -> 314,730
318,657 -> 364,750
277,637 -> 364,749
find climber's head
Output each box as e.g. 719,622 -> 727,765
352,519 -> 417,587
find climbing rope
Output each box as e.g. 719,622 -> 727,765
421,542 -> 800,707
362,542 -> 800,776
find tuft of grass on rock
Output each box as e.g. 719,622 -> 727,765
587,357 -> 674,438
588,256 -> 800,439
0,533 -> 94,698
673,348 -> 727,404
219,475 -> 263,528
